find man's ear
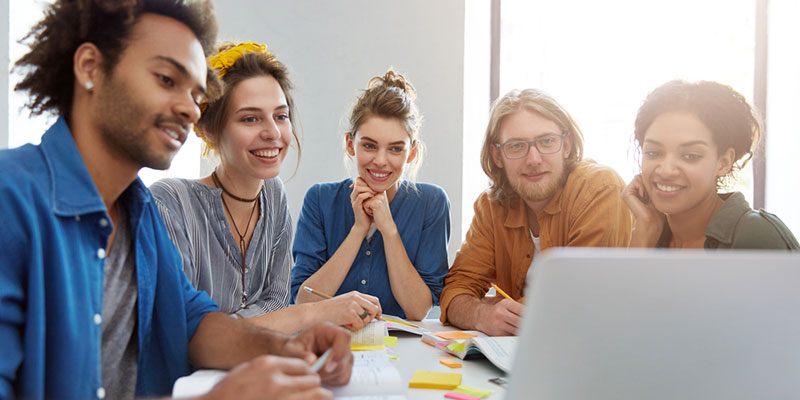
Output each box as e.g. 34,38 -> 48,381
492,145 -> 504,169
716,147 -> 735,178
73,42 -> 104,92
345,134 -> 356,156
562,133 -> 572,159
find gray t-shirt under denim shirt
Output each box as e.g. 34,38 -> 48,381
101,203 -> 138,399
150,177 -> 292,318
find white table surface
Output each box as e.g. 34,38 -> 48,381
389,319 -> 507,399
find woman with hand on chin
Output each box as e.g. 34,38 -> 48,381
623,80 -> 798,249
291,69 -> 451,321
151,42 -> 381,333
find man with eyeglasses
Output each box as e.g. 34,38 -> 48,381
439,89 -> 632,336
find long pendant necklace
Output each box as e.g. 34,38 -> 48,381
212,170 -> 260,309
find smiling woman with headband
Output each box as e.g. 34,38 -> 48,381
151,42 -> 381,333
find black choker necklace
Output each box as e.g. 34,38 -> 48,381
211,171 -> 260,202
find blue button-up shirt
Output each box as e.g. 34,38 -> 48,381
291,179 -> 450,318
0,118 -> 219,399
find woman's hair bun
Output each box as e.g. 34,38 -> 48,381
367,68 -> 417,100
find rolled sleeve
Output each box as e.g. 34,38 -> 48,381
181,271 -> 219,342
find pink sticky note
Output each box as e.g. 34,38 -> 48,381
444,392 -> 480,400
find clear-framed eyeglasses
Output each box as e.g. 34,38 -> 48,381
495,134 -> 567,159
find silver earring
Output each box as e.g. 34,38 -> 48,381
84,81 -> 94,91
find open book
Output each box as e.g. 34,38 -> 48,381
422,331 -> 517,374
382,314 -> 430,336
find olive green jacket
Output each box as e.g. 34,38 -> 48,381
657,192 -> 799,250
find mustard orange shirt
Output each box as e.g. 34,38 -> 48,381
440,160 -> 632,324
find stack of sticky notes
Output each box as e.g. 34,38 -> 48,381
408,370 -> 462,389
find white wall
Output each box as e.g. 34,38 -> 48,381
766,0 -> 800,236
215,0 -> 485,258
1,0 -> 8,148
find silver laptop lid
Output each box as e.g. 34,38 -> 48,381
507,248 -> 800,400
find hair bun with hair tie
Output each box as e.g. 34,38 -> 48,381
373,68 -> 417,100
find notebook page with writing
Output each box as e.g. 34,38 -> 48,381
327,350 -> 405,398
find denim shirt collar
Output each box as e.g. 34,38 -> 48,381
40,116 -> 152,217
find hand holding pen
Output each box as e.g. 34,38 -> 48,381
303,287 -> 383,330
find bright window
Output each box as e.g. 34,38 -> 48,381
498,0 -> 756,201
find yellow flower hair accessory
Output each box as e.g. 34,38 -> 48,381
208,42 -> 270,78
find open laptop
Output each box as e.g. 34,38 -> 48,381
506,248 -> 800,400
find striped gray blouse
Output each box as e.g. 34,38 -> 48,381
150,177 -> 292,318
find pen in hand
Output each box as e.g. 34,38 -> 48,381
492,284 -> 513,301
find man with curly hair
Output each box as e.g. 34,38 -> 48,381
0,1 -> 352,399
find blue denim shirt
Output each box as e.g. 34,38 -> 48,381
291,179 -> 450,318
0,117 -> 219,399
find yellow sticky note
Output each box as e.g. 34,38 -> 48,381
440,359 -> 462,368
383,336 -> 398,347
454,385 -> 492,398
350,344 -> 384,351
447,342 -> 465,352
408,370 -> 462,389
433,331 -> 478,340
388,354 -> 399,360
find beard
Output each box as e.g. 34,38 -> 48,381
93,74 -> 186,171
509,166 -> 568,203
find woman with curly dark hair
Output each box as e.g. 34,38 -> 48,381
623,80 -> 798,249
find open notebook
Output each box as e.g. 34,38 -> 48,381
173,321 -> 407,399
421,331 -> 516,373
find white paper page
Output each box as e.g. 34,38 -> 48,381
328,350 -> 403,397
472,336 -> 518,373
351,320 -> 387,345
382,315 -> 429,336
172,369 -> 226,398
